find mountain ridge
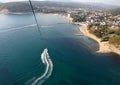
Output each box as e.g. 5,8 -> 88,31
0,1 -> 119,14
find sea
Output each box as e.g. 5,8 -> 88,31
0,14 -> 120,85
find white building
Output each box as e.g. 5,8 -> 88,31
67,13 -> 71,18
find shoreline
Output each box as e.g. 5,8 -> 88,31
2,12 -> 120,56
0,12 -> 73,22
78,23 -> 120,56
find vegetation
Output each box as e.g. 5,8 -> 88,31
88,23 -> 120,45
88,24 -> 94,29
110,8 -> 120,16
88,24 -> 110,38
73,16 -> 86,22
109,35 -> 120,45
0,2 -> 34,12
109,30 -> 120,45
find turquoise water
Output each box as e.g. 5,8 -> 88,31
0,14 -> 120,85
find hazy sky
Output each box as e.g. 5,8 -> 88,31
0,0 -> 120,6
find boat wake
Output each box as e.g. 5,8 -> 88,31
0,24 -> 37,32
40,25 -> 53,28
31,48 -> 53,85
0,24 -> 53,32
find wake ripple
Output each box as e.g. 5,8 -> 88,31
0,24 -> 53,32
0,24 -> 37,32
31,48 -> 53,85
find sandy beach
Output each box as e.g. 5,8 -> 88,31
79,23 -> 120,56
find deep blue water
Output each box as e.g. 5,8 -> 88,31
0,14 -> 120,85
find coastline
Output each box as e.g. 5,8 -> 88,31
0,12 -> 73,22
79,23 -> 120,56
2,12 -> 120,56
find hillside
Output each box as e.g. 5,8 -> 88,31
110,8 -> 120,16
0,2 -> 34,13
0,1 -> 119,14
0,2 -> 2,7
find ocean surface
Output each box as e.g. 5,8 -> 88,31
0,14 -> 120,85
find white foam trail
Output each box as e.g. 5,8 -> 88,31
0,24 -> 37,32
31,48 -> 53,85
10,24 -> 37,29
40,25 -> 53,28
0,24 -> 54,33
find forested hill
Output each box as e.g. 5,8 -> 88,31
0,3 -> 3,6
0,1 -> 119,14
110,8 -> 120,16
0,2 -> 34,13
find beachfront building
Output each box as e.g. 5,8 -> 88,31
67,13 -> 71,18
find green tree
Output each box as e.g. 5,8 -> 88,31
109,35 -> 120,45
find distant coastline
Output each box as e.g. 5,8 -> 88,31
0,11 -> 34,15
0,11 -> 73,22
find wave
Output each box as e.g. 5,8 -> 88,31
0,24 -> 55,33
40,25 -> 53,28
0,24 -> 37,32
31,48 -> 53,85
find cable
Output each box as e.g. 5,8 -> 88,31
28,0 -> 48,49
28,0 -> 42,37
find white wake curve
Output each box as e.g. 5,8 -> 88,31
31,48 -> 53,85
